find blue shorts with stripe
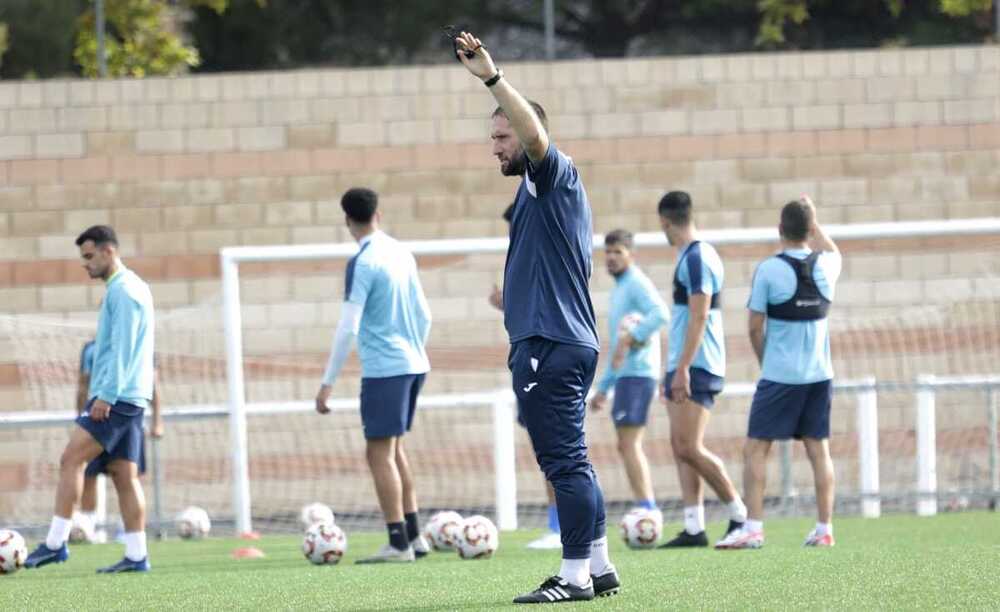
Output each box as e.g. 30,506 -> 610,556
76,399 -> 145,471
611,377 -> 657,427
748,379 -> 832,440
360,373 -> 425,439
663,367 -> 724,408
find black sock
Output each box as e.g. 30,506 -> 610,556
387,522 -> 409,551
404,512 -> 420,542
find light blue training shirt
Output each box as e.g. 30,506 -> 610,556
748,248 -> 842,384
345,230 -> 431,379
668,241 -> 726,377
596,265 -> 669,394
88,266 -> 155,414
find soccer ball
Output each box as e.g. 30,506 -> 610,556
0,529 -> 27,575
176,506 -> 211,539
302,522 -> 347,565
300,502 -> 335,529
68,511 -> 96,544
619,312 -> 650,348
619,508 -> 662,549
456,515 -> 499,560
421,510 -> 464,551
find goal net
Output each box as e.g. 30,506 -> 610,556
1,219 -> 998,536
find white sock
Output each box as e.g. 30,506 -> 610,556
589,537 -> 613,577
683,506 -> 705,535
81,511 -> 97,525
747,519 -> 764,534
558,557 -> 591,588
124,531 -> 147,561
728,497 -> 748,523
815,522 -> 832,537
46,515 -> 73,549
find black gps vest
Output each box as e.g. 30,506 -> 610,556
766,252 -> 831,321
672,241 -> 721,309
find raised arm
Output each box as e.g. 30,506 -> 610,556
802,195 -> 838,254
454,31 -> 549,162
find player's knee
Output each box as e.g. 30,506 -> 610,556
59,447 -> 86,472
671,437 -> 698,462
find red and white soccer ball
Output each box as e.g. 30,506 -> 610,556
176,506 -> 211,540
302,521 -> 347,565
0,529 -> 27,575
619,508 -> 662,549
300,502 -> 335,529
68,511 -> 96,544
456,514 -> 499,560
422,510 -> 464,551
619,312 -> 649,348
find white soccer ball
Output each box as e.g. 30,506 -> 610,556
456,514 -> 499,560
68,511 -> 96,544
300,502 -> 335,529
176,506 -> 211,539
619,508 -> 662,549
421,510 -> 464,551
619,312 -> 650,347
0,529 -> 27,575
302,522 -> 347,565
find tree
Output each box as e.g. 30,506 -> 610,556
0,0 -> 87,79
74,0 -> 228,78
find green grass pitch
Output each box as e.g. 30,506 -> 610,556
3,513 -> 998,610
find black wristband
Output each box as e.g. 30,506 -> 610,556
483,69 -> 503,87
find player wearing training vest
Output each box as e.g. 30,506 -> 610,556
589,229 -> 669,516
314,188 -> 433,564
716,196 -> 841,550
656,191 -> 748,549
26,225 -> 156,573
452,29 -> 618,604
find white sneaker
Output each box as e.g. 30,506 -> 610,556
714,527 -> 764,550
526,531 -> 562,550
412,534 -> 431,558
355,544 -> 415,564
802,529 -> 835,547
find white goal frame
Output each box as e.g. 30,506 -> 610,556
220,217 -> 1000,534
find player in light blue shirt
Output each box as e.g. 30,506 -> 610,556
315,188 -> 432,564
589,230 -> 668,514
657,191 -> 747,549
27,225 -> 155,573
717,196 -> 841,550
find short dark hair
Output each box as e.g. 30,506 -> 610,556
492,100 -> 548,131
780,200 -> 813,242
75,225 -> 118,248
341,187 -> 378,224
657,191 -> 692,225
501,202 -> 516,224
604,229 -> 634,250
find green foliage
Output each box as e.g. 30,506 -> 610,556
0,0 -> 86,79
756,0 -> 810,47
74,0 -> 229,78
0,23 -> 8,70
939,0 -> 995,16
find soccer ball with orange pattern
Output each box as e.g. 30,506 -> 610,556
455,515 -> 498,559
302,522 -> 347,565
0,529 -> 27,575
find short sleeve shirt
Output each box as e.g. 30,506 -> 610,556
667,241 -> 726,377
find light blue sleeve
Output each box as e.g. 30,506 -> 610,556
96,291 -> 144,405
629,276 -> 669,343
346,260 -> 373,307
413,272 -> 432,345
683,247 -> 715,296
747,261 -> 770,313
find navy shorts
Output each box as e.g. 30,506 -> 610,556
748,379 -> 833,440
76,399 -> 145,471
611,377 -> 657,427
663,367 -> 725,408
360,373 -> 425,439
85,440 -> 146,477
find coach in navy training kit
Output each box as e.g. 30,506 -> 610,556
453,30 -> 619,604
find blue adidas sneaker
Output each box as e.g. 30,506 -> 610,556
96,557 -> 150,574
24,542 -> 69,569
